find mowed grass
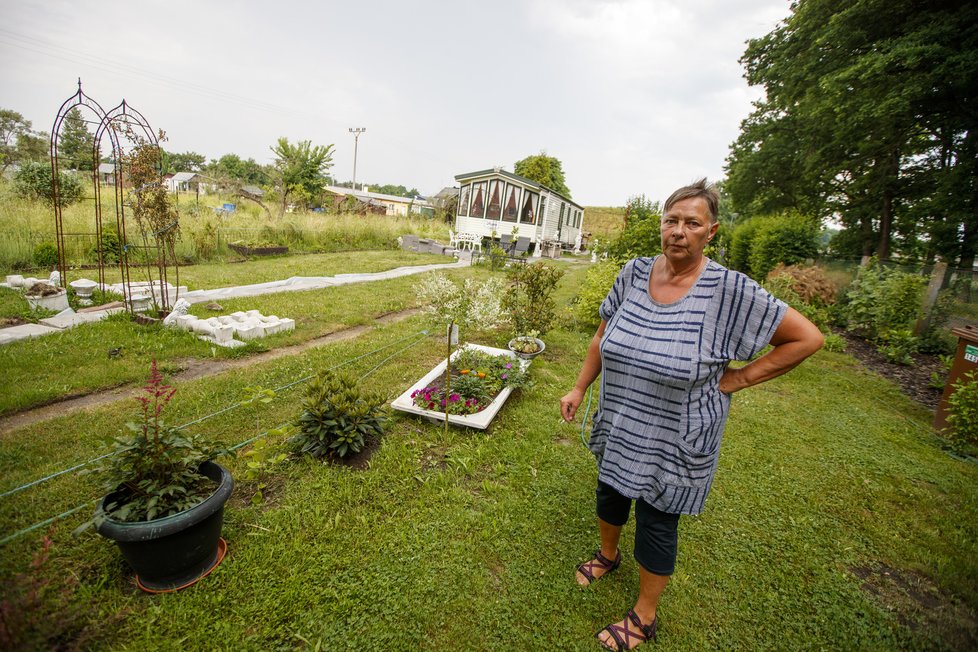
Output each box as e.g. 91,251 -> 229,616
0,261 -> 975,650
0,252 -> 461,417
94,249 -> 453,290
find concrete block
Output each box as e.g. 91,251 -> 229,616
39,311 -> 109,329
236,324 -> 266,340
230,312 -> 248,321
279,318 -> 296,332
0,323 -> 60,345
175,315 -> 198,331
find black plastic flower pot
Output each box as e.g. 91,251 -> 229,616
94,461 -> 234,592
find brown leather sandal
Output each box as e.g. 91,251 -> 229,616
596,608 -> 657,650
575,548 -> 621,586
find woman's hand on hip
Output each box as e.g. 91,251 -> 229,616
718,367 -> 746,395
560,388 -> 585,422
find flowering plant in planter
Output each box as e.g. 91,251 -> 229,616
81,360 -> 227,527
414,273 -> 509,433
409,348 -> 530,415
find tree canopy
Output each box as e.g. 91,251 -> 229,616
0,108 -> 34,173
58,108 -> 96,171
164,150 -> 206,173
724,0 -> 978,271
269,138 -> 334,216
514,152 -> 571,198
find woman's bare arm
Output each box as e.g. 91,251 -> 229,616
560,320 -> 607,422
719,307 -> 824,394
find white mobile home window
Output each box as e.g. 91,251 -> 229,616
469,181 -> 487,218
458,184 -> 471,217
486,180 -> 503,220
502,183 -> 521,222
520,190 -> 538,225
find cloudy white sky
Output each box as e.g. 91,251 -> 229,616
1,0 -> 789,206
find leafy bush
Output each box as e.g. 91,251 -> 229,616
14,162 -> 83,207
918,286 -> 958,355
877,329 -> 918,365
728,217 -> 764,274
606,194 -> 662,260
944,371 -> 978,455
32,242 -> 58,269
503,262 -> 565,336
842,259 -> 926,341
822,332 -> 846,352
747,212 -> 819,280
573,260 -> 623,330
90,228 -> 123,264
292,371 -> 387,458
763,274 -> 832,333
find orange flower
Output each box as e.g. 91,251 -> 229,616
460,369 -> 470,374
477,372 -> 486,379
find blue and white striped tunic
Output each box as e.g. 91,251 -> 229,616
591,256 -> 787,515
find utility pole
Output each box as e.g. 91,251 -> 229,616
348,127 -> 366,190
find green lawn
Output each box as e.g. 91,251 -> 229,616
0,251 -> 459,416
92,249 -> 452,289
1,262 -> 976,650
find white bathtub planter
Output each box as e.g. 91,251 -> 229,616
391,343 -> 531,430
25,286 -> 69,312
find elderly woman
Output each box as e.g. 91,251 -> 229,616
560,179 -> 823,650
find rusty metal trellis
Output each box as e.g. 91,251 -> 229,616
49,79 -> 179,314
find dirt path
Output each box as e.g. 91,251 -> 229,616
0,308 -> 420,435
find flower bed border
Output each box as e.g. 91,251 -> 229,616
390,343 -> 531,430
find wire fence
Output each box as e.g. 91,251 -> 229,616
0,329 -> 432,547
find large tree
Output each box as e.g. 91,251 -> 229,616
725,0 -> 978,270
269,138 -> 334,216
58,108 -> 96,171
514,151 -> 571,197
207,153 -> 267,186
0,108 -> 33,173
164,150 -> 206,173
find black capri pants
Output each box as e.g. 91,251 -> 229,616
596,480 -> 680,576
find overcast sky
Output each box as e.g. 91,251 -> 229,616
1,0 -> 789,206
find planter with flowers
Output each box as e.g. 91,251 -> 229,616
394,273 -> 531,429
391,343 -> 531,429
79,360 -> 232,593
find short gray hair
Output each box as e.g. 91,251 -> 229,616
663,178 -> 720,223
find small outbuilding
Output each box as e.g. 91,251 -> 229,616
453,168 -> 584,251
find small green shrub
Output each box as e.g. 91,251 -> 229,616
606,195 -> 661,260
877,328 -> 918,365
843,259 -> 926,341
89,229 -> 123,264
728,217 -> 764,274
944,370 -> 978,455
14,162 -> 84,207
32,242 -> 59,269
573,260 -> 623,330
822,332 -> 846,352
503,262 -> 565,336
747,212 -> 819,280
292,371 -> 387,459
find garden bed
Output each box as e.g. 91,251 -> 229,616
228,243 -> 289,257
390,343 -> 530,429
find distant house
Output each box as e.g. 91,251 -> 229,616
454,168 -> 584,248
167,172 -> 203,193
324,185 -> 432,217
240,184 -> 264,199
97,163 -> 116,185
